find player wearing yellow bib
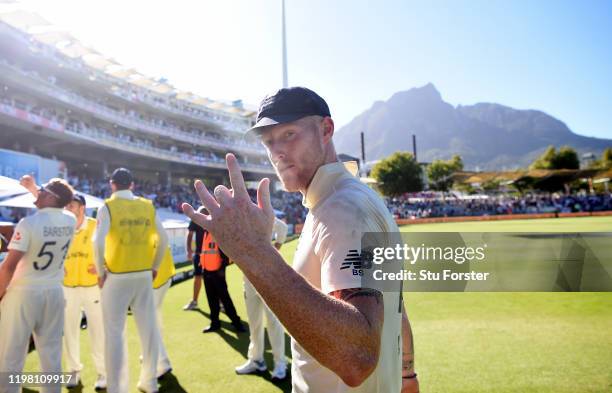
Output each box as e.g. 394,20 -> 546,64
62,194 -> 106,391
152,245 -> 175,380
93,168 -> 168,393
0,178 -> 76,393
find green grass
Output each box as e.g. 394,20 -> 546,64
22,216 -> 612,392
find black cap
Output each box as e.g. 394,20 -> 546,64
72,193 -> 86,206
247,87 -> 331,135
110,168 -> 133,186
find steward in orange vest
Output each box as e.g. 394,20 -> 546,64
199,229 -> 244,333
199,231 -> 225,272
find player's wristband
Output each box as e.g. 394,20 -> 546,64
403,372 -> 417,379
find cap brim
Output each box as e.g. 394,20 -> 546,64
244,113 -> 310,139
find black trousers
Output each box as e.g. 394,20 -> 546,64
202,268 -> 240,326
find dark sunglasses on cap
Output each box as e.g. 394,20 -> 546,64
38,185 -> 60,199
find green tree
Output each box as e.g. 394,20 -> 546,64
604,148 -> 612,167
530,146 -> 579,170
590,147 -> 612,169
449,154 -> 464,171
530,146 -> 557,170
426,154 -> 464,191
552,146 -> 579,169
371,151 -> 423,196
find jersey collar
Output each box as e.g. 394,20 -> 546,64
302,161 -> 352,210
38,207 -> 64,213
111,189 -> 135,199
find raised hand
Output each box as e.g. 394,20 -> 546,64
19,174 -> 39,196
182,153 -> 275,264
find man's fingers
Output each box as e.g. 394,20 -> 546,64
194,180 -> 220,214
181,203 -> 212,230
214,185 -> 232,206
226,153 -> 248,199
257,178 -> 274,217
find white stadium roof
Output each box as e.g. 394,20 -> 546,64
0,6 -> 256,119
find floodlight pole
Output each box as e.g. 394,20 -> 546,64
282,0 -> 288,88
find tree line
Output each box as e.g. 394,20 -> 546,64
370,147 -> 612,197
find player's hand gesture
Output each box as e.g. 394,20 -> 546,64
19,174 -> 38,195
182,153 -> 275,264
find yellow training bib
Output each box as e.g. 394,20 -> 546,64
64,217 -> 98,287
104,196 -> 157,273
153,246 -> 176,289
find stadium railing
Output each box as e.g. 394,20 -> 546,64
0,60 -> 265,156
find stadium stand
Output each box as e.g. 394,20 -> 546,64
386,192 -> 612,219
0,8 -> 276,204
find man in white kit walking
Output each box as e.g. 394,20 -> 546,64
235,216 -> 288,379
93,168 -> 168,393
0,178 -> 76,393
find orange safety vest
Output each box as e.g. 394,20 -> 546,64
200,232 -> 223,271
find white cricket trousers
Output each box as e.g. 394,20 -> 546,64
101,272 -> 159,393
152,280 -> 171,376
0,285 -> 64,393
243,277 -> 285,366
63,286 -> 105,377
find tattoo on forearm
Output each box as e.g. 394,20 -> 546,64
330,288 -> 383,329
330,288 -> 382,304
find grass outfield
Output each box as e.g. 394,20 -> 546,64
23,216 -> 612,392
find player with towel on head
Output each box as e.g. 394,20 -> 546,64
93,168 -> 168,393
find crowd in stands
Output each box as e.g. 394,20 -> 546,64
2,172 -> 611,225
0,95 -> 271,170
387,192 -> 612,219
67,174 -> 308,225
1,57 -> 252,137
272,191 -> 309,225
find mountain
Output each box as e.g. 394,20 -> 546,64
334,83 -> 611,170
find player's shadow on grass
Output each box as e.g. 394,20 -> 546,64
158,371 -> 188,393
194,309 -> 293,392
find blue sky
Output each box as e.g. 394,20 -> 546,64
23,0 -> 612,139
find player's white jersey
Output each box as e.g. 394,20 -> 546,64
8,207 -> 76,287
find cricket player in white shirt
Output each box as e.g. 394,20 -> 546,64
18,176 -> 106,390
183,87 -> 419,392
0,178 -> 76,393
235,217 -> 288,379
93,168 -> 168,393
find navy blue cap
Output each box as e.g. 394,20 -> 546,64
72,193 -> 86,206
247,87 -> 331,135
110,168 -> 133,186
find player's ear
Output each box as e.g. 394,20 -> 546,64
321,117 -> 334,144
